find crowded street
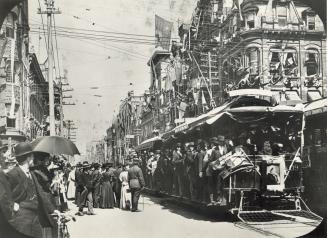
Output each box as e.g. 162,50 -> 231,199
0,0 -> 327,237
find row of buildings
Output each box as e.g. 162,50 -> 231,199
0,1 -> 71,159
106,0 -> 326,165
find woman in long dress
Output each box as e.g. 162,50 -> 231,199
100,165 -> 115,208
119,164 -> 131,210
67,167 -> 76,200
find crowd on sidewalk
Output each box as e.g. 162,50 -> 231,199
0,141 -> 146,238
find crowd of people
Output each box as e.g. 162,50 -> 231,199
137,128 -> 299,206
0,141 -> 145,238
72,155 -> 145,216
140,136 -> 232,206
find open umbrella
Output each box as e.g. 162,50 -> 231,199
31,136 -> 80,156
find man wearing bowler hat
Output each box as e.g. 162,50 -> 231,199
128,157 -> 145,212
6,142 -> 56,238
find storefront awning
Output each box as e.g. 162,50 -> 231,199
135,136 -> 162,151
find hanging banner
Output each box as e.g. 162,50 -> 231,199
9,32 -> 16,119
155,15 -> 173,50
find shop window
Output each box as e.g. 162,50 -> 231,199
305,49 -> 319,76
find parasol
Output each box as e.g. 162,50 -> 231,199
31,136 -> 80,156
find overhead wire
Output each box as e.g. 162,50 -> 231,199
29,23 -> 180,40
36,0 -> 48,51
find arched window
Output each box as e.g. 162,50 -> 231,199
283,48 -> 298,76
305,48 -> 320,76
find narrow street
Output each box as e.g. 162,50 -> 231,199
68,196 -> 265,238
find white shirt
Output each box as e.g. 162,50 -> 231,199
19,165 -> 31,179
218,145 -> 227,156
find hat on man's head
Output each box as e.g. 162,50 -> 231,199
210,137 -> 219,145
132,157 -> 140,164
82,161 -> 91,168
217,135 -> 225,142
176,143 -> 182,147
14,142 -> 33,159
155,149 -> 161,154
187,142 -> 195,147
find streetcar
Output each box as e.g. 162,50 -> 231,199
303,98 -> 327,218
141,90 -> 323,237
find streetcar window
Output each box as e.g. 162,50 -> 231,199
313,129 -> 322,146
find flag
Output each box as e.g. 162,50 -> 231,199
201,90 -> 209,112
155,15 -> 173,50
9,33 -> 16,119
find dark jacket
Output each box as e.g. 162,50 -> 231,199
185,150 -> 196,174
91,169 -> 102,188
6,166 -> 55,238
82,171 -> 93,190
195,150 -> 205,175
128,165 -> 145,189
172,150 -> 184,171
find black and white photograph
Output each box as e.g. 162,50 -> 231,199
0,0 -> 326,237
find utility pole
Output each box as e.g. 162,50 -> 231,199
56,76 -> 66,136
38,0 -> 61,136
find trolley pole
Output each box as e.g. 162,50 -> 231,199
38,0 -> 61,136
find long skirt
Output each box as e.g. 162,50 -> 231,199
120,183 -> 131,210
100,182 -> 115,208
67,182 -> 76,200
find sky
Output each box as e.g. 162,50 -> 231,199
28,0 -> 198,154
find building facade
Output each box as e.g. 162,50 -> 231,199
108,91 -> 144,163
108,0 -> 326,161
216,0 -> 326,103
0,2 -> 30,146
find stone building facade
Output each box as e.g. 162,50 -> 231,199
217,0 -> 326,103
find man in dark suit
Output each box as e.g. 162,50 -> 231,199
91,163 -> 102,208
0,167 -> 33,238
210,135 -> 228,205
6,142 -> 56,238
113,163 -> 122,207
128,157 -> 145,212
77,161 -> 95,216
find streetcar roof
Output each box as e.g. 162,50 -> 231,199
304,97 -> 327,116
227,105 -> 304,113
228,89 -> 273,98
